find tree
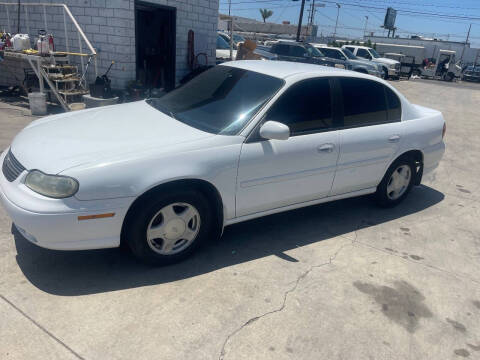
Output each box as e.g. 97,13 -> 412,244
259,8 -> 273,23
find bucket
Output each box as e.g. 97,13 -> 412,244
28,92 -> 47,116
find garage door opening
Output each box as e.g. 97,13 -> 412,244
135,1 -> 176,91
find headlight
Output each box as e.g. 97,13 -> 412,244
389,63 -> 397,69
25,170 -> 79,198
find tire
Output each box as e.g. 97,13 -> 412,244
125,189 -> 213,265
382,67 -> 389,80
444,72 -> 454,82
375,157 -> 415,207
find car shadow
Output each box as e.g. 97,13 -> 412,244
14,185 -> 444,296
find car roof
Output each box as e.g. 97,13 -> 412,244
343,45 -> 370,49
222,60 -> 355,79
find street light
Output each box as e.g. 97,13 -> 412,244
333,3 -> 340,39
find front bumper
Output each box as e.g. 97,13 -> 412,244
0,150 -> 133,250
388,68 -> 400,76
463,74 -> 480,82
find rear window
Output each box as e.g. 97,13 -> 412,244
385,86 -> 402,121
339,78 -> 388,127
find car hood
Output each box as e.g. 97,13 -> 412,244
372,57 -> 399,65
10,101 -> 214,174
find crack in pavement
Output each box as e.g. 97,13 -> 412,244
0,294 -> 85,360
218,231 -> 357,360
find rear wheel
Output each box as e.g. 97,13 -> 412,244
125,190 -> 213,265
375,157 -> 415,207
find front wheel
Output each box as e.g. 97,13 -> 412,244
125,190 -> 213,265
382,67 -> 389,79
375,157 -> 415,207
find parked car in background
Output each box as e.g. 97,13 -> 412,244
312,44 -> 382,77
462,65 -> 480,82
1,61 -> 445,265
216,35 -> 236,61
342,45 -> 400,79
218,31 -> 245,47
270,41 -> 352,70
216,34 -> 277,62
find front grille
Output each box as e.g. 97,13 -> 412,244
2,149 -> 26,182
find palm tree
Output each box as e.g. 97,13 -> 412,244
259,8 -> 273,23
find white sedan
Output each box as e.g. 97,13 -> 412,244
0,61 -> 445,264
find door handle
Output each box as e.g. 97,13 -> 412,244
388,135 -> 401,143
317,143 -> 335,153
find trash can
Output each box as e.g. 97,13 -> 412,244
28,92 -> 47,115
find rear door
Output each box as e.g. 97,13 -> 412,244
330,77 -> 404,195
236,78 -> 341,217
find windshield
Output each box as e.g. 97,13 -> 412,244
369,48 -> 381,58
217,35 -> 230,50
147,66 -> 284,135
306,44 -> 323,57
342,48 -> 357,60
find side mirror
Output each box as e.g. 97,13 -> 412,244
259,121 -> 290,141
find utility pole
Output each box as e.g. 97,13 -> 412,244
363,16 -> 368,38
17,0 -> 21,33
460,23 -> 472,62
228,0 -> 233,60
296,0 -> 306,42
333,3 -> 340,39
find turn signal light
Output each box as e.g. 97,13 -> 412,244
78,213 -> 115,221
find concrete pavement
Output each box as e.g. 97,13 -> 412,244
1,80 -> 480,359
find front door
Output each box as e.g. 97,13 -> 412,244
236,78 -> 340,217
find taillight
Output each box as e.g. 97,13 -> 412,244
442,123 -> 446,138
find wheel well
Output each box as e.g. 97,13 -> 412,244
120,179 -> 224,245
397,150 -> 424,185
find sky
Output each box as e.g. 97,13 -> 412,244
218,0 -> 480,47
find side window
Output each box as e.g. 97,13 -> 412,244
339,78 -> 388,127
385,86 -> 402,121
322,48 -> 340,59
271,44 -> 289,55
266,78 -> 333,135
290,45 -> 307,57
345,47 -> 355,53
357,48 -> 371,59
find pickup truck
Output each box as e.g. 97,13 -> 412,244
312,44 -> 382,77
269,41 -> 351,70
342,45 -> 400,79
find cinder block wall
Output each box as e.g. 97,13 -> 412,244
0,0 -> 218,89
